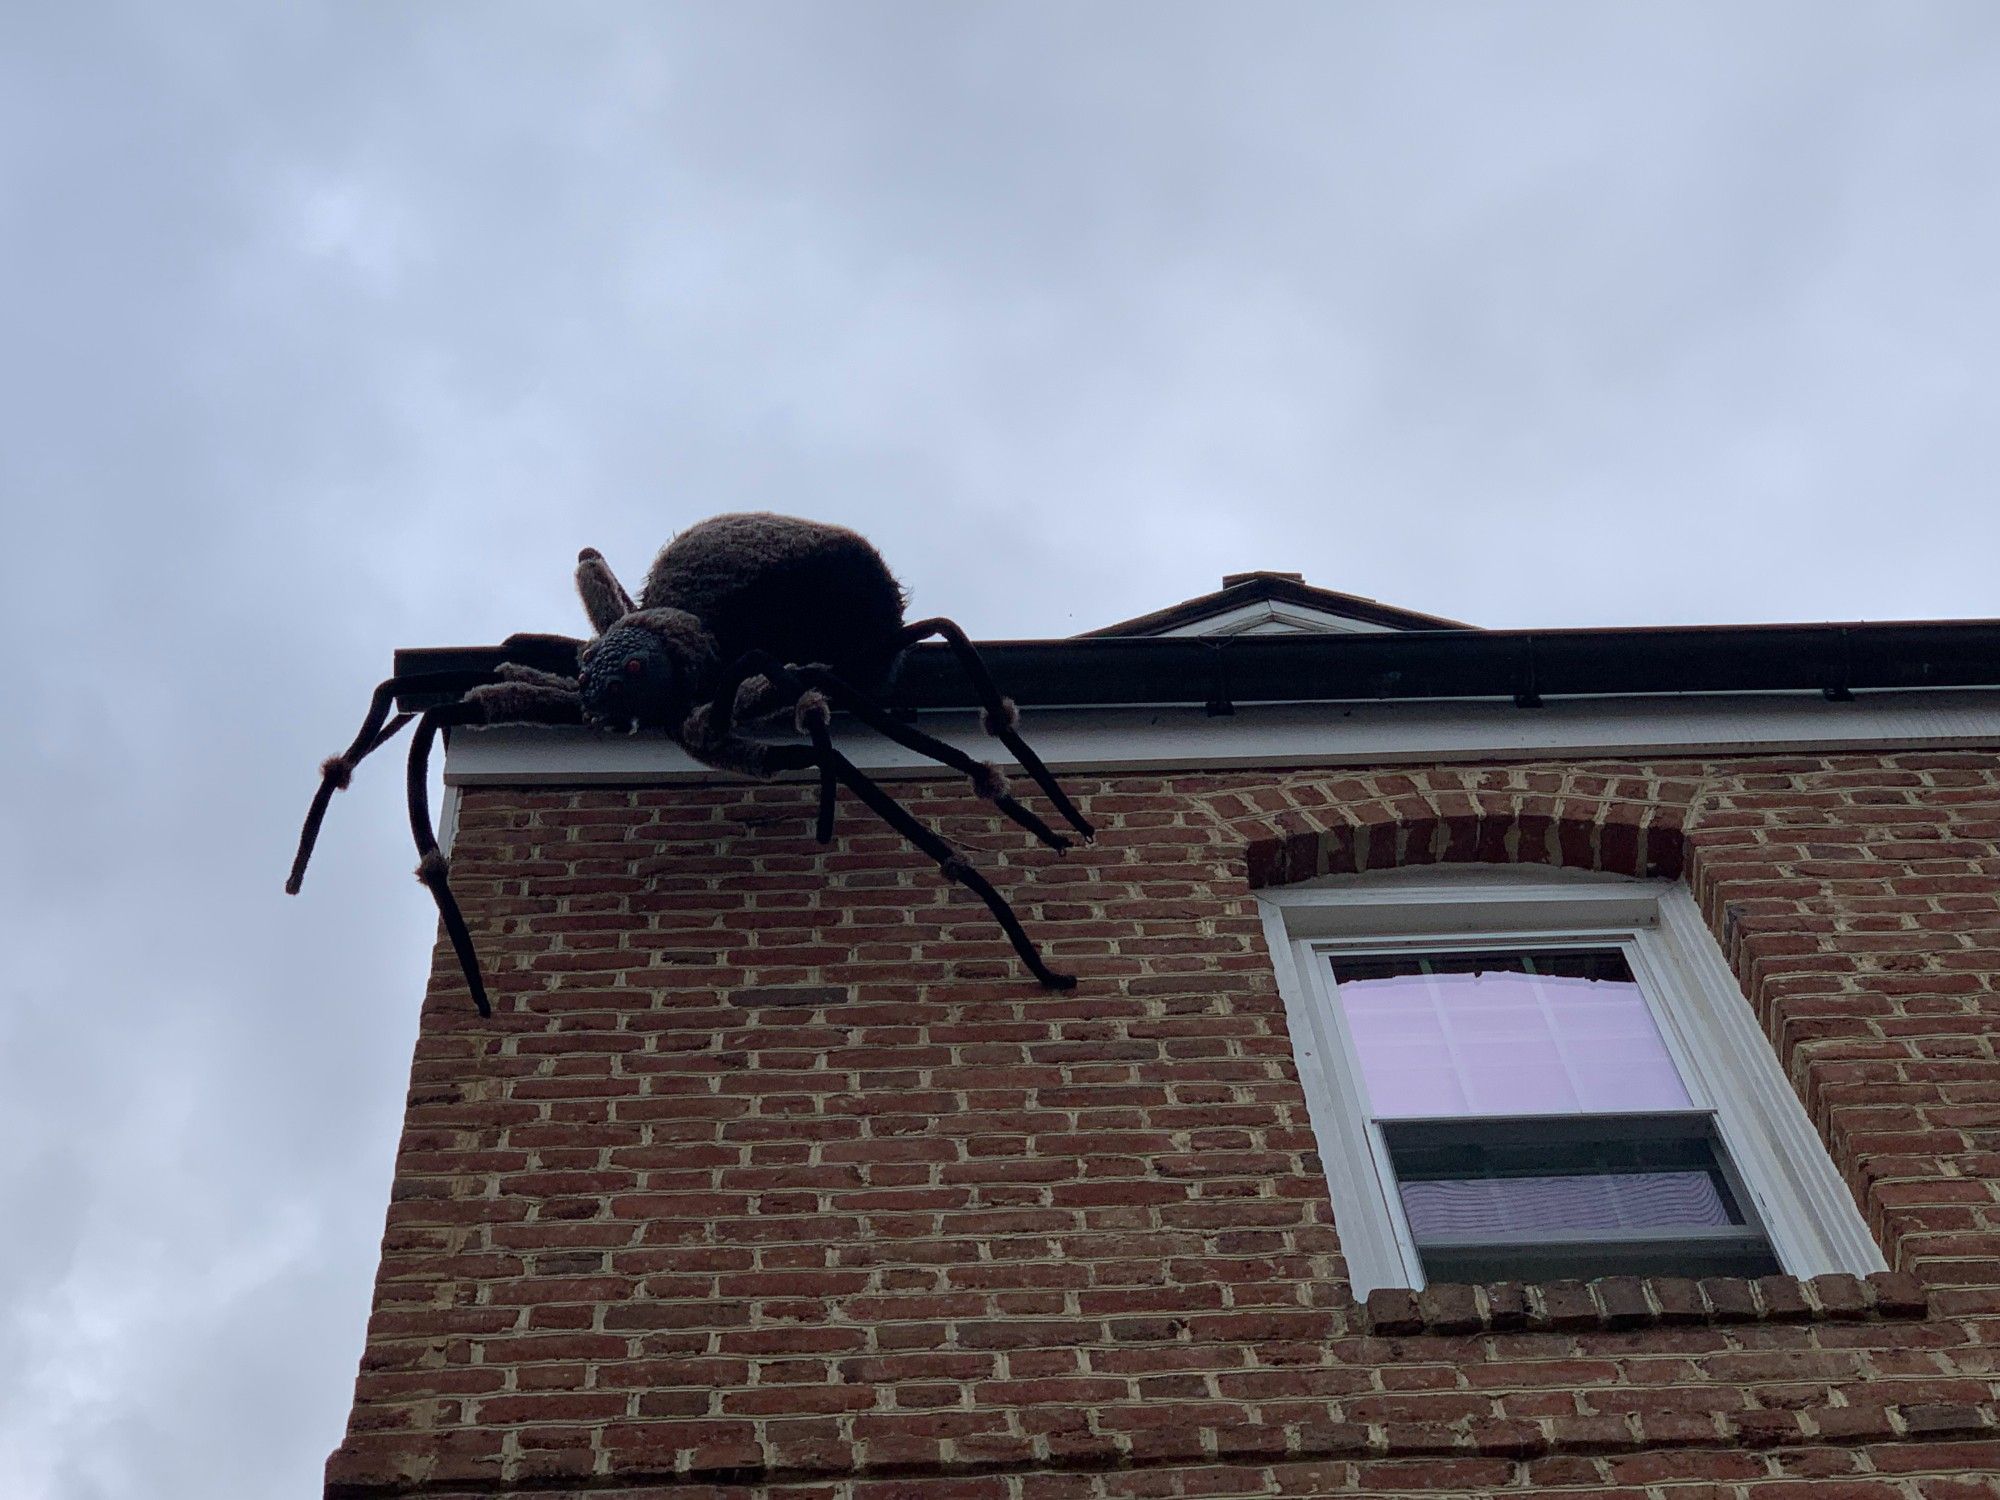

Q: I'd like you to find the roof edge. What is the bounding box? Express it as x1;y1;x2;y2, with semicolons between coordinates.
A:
393;619;2000;715
1082;574;1470;637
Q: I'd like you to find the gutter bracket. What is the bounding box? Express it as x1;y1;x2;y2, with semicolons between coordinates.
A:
1205;642;1236;717
1514;635;1544;709
1822;628;1857;702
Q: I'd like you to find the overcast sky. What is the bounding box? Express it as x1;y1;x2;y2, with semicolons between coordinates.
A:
3;4;1997;1496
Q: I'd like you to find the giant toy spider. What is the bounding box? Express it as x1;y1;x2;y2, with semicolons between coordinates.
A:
286;513;1094;1014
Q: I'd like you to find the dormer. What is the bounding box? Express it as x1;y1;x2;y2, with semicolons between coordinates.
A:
1083;570;1470;638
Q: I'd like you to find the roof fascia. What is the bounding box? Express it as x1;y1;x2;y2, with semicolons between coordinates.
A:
395;619;2000;715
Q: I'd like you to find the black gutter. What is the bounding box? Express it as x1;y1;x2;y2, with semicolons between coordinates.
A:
392;620;2000;715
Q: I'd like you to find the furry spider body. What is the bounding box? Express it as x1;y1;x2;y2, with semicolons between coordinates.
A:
643;514;910;690
573;515;909;735
287;514;1093;1014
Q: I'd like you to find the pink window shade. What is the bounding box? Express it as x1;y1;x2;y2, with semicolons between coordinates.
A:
1331;950;1692;1118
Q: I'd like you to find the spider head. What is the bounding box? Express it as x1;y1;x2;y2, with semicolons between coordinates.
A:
577;615;714;732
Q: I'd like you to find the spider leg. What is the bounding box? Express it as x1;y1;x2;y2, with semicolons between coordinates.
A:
692;648;1066;850
790;664;1073;852
288;668;500;895
798;693;839;844
406;707;492;1018
494;662;581;691
900;617;1095;843
810;734;1078;991
688;648;789;746
683;657;1071;989
460;680;589;722
406;683;587;1017
288;636;587;896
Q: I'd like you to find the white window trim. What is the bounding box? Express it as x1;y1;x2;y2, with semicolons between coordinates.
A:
1256;865;1887;1296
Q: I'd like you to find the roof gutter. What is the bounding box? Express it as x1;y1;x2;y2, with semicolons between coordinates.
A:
394;620;2000;716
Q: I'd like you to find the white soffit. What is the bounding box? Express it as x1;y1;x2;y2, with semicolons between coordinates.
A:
442;689;2000;786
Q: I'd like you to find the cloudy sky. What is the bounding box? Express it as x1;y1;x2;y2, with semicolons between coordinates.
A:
2;3;1997;1495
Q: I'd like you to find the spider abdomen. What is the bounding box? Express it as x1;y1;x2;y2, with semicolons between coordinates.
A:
641;513;910;692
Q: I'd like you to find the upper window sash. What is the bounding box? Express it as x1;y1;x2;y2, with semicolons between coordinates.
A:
1316;933;1707;1122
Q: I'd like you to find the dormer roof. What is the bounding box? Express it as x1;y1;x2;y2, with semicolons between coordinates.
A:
1082;571;1470;638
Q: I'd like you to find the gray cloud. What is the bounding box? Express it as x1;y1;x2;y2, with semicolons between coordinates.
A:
3;3;1998;1494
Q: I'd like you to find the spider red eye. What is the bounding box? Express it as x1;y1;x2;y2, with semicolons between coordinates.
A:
624;657;643;676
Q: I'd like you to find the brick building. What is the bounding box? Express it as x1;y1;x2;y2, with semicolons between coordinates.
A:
325;573;2000;1498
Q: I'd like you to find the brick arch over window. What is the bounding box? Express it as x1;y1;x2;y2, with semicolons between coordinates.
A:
1209;774;1694;890
1202;769;1797;1118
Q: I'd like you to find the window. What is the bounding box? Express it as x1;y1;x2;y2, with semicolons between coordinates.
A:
1256;866;1886;1296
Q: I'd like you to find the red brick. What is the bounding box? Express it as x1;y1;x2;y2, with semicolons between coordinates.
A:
1736;1410;1810;1447
1362;1287;1422;1336
1701;1277;1761;1322
328;762;2000;1499
1867;1270;1932;1319
1482;1282;1530;1332
1806;1273;1870;1321
1594;1276;1654;1329
1415;1282;1481;1335
1650;1277;1707;1325
1466;1419;1547;1459
1758;1275;1815;1322
1536;1280;1600;1331
1897;1404;1990;1439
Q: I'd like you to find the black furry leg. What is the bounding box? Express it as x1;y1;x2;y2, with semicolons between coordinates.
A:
901;617;1095;843
791;664;1072;852
692;649;1054;857
369;712;416;754
813;737;1077;991
287;669;498;895
406;706;491;1018
683;651;1073;988
405;686;586;1019
682;648;820;773
494;663;580;691
796;692;839;843
692;648;789;745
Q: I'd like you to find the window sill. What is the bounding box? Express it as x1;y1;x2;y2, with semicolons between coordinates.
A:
1359;1270;1930;1335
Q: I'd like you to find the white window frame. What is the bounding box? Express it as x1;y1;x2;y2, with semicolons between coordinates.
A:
1256;865;1887;1296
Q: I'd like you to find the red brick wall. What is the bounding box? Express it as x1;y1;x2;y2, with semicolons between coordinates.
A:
326;753;2000;1497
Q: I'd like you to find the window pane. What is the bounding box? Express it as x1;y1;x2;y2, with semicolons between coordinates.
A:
1330;948;1691;1118
1398;1171;1736;1239
1377;1113;1781;1283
